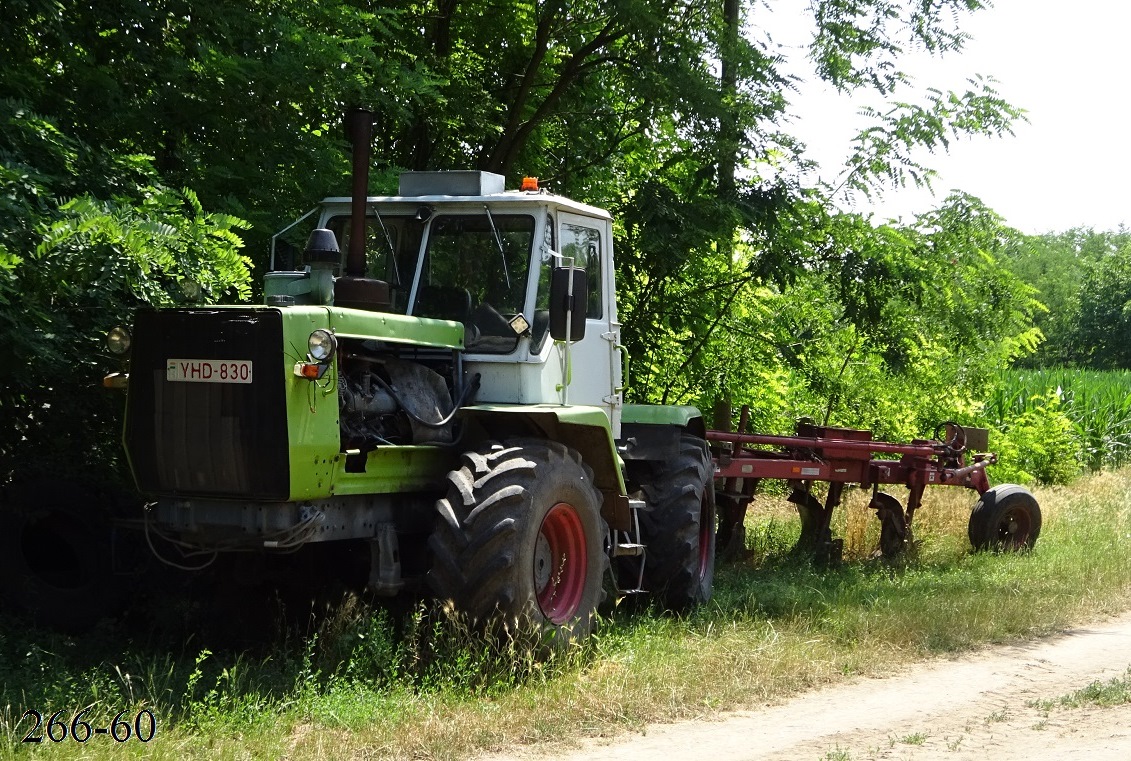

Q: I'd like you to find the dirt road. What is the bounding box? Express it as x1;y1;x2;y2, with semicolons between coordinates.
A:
483;610;1131;761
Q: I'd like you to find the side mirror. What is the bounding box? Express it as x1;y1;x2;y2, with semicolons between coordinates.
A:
549;266;587;342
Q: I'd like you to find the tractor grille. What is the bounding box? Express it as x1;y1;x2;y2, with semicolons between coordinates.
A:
124;309;289;499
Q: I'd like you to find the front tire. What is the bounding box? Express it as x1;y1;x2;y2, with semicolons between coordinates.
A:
636;434;716;612
428;440;608;643
0;481;117;631
968;484;1042;551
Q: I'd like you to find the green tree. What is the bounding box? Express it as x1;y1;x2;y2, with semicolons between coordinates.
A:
0;0;1035;479
0;0;431;249
1002;227;1131;367
1074;239;1131;370
0;101;251;483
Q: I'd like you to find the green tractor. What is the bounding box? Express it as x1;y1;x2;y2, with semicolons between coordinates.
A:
56;110;715;638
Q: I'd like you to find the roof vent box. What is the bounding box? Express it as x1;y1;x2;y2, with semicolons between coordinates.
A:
398;171;505;197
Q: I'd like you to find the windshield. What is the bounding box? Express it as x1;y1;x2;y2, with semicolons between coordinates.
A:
326;214;424;313
412;214;535;354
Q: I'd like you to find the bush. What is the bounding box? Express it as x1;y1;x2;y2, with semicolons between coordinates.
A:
0;100;251;485
988;391;1081;485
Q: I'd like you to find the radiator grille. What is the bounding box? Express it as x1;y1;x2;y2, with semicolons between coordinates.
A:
124;309;289;499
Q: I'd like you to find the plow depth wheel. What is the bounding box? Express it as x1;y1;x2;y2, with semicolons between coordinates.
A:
968;484;1042;551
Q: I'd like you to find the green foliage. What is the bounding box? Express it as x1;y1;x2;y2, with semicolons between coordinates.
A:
985;368;1131;477
0;0;1034;484
1002;228;1131;368
841;77;1025;197
810;0;986;94
1073;240;1131;369
984;392;1081;486
634;191;1043;445
0;101;251;483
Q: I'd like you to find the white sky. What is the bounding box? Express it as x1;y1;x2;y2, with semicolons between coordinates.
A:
769;0;1130;234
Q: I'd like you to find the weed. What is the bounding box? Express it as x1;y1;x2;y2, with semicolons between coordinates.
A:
984;709;1008;725
1047;667;1131;709
900;731;927;745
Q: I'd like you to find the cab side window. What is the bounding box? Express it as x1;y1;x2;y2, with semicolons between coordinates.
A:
560;222;602;319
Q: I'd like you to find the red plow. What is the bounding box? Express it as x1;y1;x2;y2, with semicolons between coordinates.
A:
707;410;1041;561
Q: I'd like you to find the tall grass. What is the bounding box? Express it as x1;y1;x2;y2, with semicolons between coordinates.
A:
983;368;1131;480
4;469;1131;760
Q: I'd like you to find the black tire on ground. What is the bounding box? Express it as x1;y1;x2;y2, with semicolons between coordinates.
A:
638;434;716;612
968;484;1042;551
427;439;608;643
0;481;116;631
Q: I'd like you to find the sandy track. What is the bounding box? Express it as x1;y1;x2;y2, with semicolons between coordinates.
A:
482;610;1131;761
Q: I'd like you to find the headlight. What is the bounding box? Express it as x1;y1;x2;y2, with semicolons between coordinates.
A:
107;326;132;355
180;279;202;301
308;329;337;362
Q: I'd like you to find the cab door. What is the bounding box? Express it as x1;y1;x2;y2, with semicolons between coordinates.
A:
557;212;622;434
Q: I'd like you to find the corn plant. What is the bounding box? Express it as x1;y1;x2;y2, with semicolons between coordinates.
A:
984;369;1131;475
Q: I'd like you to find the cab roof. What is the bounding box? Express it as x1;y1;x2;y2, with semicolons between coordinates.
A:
319;170;611;220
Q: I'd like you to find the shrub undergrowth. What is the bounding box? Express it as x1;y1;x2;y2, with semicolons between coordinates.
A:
982;368;1131;484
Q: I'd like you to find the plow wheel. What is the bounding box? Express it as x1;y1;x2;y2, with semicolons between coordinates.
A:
968;484;1042;551
871;492;909;558
428;439;608;645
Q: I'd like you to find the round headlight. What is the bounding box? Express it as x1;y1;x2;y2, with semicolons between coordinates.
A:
180;279;202;301
308;329;337;362
107;326;132;355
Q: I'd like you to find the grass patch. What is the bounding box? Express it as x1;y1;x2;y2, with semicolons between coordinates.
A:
1030;666;1131;711
3;469;1131;759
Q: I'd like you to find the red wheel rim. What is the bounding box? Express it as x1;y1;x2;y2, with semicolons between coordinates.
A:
533;502;587;624
697;493;713;581
997;507;1032;548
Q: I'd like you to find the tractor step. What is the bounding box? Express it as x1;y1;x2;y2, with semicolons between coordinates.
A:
613;542;645;557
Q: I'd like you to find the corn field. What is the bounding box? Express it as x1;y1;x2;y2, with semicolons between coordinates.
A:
984;368;1131;474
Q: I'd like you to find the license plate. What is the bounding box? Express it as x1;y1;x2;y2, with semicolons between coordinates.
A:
166;359;253;384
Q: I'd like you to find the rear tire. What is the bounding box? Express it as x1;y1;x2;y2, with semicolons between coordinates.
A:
428;440;608;644
968;484;1042;551
637;434;716;612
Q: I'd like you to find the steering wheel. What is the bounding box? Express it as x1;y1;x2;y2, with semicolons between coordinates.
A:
470;302;513;335
932;421;966;451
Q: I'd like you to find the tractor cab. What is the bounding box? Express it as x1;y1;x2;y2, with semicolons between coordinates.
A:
266;171;624;431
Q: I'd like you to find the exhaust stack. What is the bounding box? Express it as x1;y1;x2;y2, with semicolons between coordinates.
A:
345;108;373;278
334;108;391;311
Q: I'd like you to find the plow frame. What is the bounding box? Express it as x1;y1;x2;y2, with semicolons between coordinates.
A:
708;416;999;560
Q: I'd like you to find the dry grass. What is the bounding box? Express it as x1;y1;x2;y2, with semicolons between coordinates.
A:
5;471;1131;761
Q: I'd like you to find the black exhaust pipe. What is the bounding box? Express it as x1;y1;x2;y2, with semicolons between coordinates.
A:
334;108;391;312
344;108;373;278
